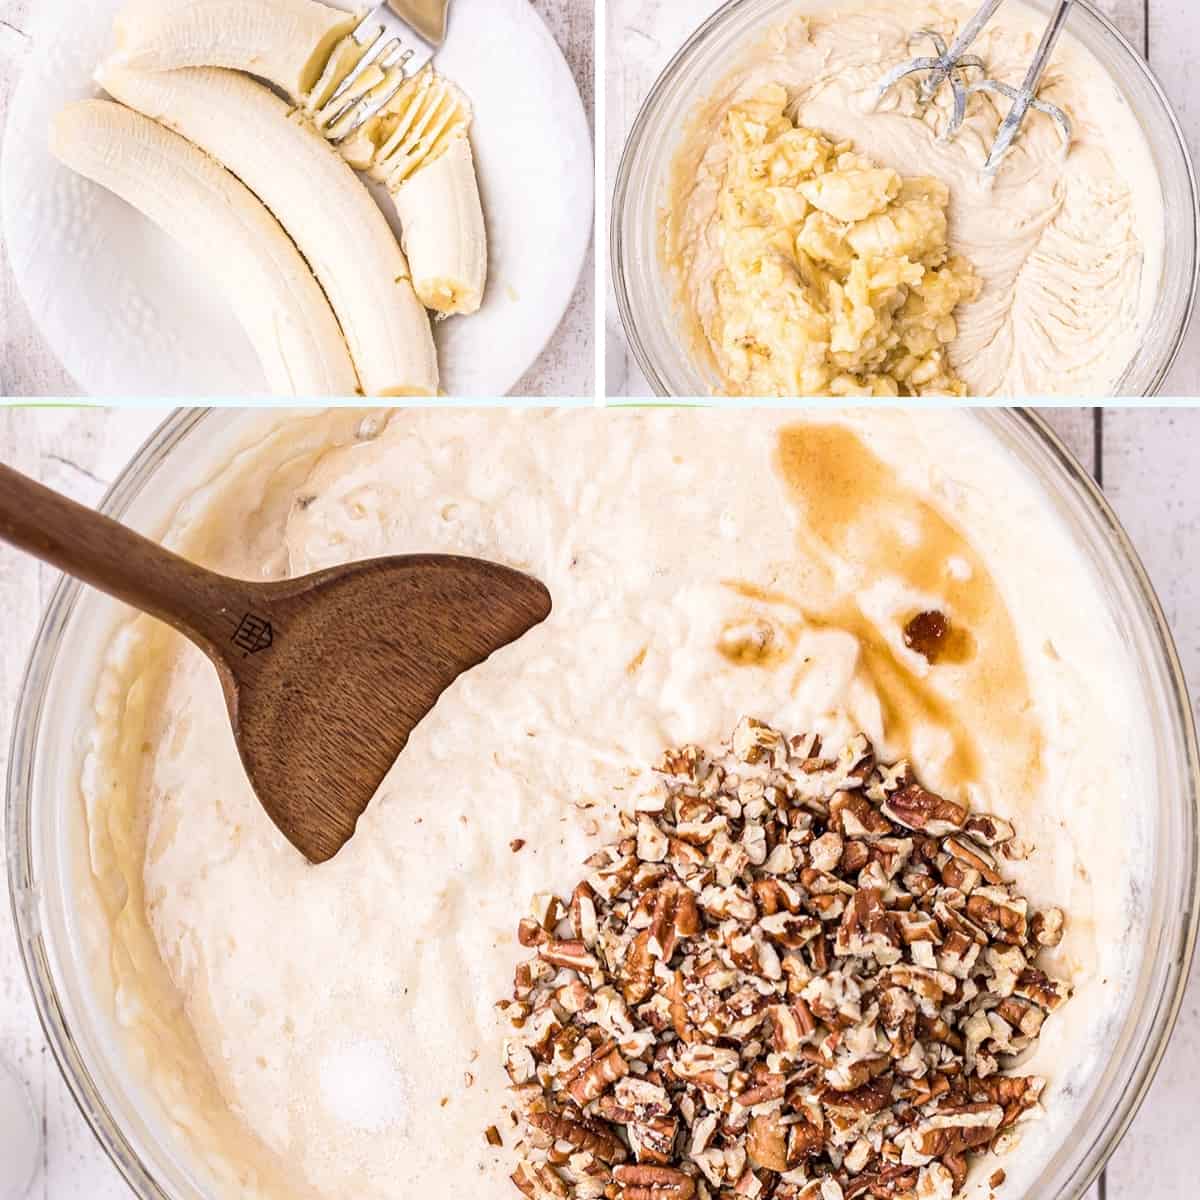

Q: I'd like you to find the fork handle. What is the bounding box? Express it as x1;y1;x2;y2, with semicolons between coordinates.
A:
386;0;450;46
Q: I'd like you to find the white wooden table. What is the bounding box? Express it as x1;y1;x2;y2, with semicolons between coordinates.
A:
0;0;595;398
604;0;1200;397
0;406;1198;1199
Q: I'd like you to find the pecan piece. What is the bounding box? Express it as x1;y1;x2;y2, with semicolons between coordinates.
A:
570;882;599;946
963;813;1015;847
965;889;1027;944
786;1118;826;1164
540;940;600;974
526;1112;628;1164
613;1165;696;1199
746;1112;788;1172
760;911;822;950
736;1071;786;1108
628;1116;679;1165
831;791;893;840
824;1074;894;1114
1029;907;1065;948
1014;968;1070;1012
620;930;656;1005
944;836;1003;886
770;999;816;1052
882;784;966;836
731;716;786;765
561;1041;629;1106
519;916;549;948
668;971;700;1044
511;1160;570;1199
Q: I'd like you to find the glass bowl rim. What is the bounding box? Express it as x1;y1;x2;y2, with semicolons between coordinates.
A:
610;0;1200;398
5;406;1200;1199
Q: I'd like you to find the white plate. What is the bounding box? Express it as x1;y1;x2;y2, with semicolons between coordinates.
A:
1;0;593;398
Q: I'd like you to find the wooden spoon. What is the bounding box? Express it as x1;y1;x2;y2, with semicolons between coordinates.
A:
0;462;551;864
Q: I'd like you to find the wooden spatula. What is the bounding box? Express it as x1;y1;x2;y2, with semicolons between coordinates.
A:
0;462;551;864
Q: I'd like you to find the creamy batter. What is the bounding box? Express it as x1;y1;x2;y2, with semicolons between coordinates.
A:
81;410;1150;1199
666;1;1165;396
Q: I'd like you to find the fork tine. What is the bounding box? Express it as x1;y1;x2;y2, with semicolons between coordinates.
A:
323;36;406;129
326;26;391;110
330;60;415;144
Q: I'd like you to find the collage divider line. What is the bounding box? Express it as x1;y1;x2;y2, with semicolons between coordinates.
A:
593;0;607;406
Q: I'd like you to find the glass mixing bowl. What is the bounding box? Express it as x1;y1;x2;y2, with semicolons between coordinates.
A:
611;0;1200;397
6;409;1200;1199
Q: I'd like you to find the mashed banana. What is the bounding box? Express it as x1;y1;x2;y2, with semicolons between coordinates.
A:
712;86;979;396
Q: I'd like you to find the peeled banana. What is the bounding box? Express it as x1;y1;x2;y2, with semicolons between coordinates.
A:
97;63;440;397
50;100;359;397
390;135;486;315
323;69;486;315
109;0;358;103
109;0;488;316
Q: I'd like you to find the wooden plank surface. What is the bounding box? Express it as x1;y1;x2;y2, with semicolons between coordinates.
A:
1091;409;1200;1200
605;0;1200;398
0;0;595;398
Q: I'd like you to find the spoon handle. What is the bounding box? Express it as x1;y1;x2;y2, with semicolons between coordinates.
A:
0;462;262;659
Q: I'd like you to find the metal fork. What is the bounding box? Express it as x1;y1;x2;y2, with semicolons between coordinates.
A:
874;0;1075;173
319;0;452;143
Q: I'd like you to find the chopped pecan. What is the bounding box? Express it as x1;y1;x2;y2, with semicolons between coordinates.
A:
786;1118;826;1163
736;1071;786;1108
562;1042;629;1106
1029;907;1065;948
526;1112;628;1164
841;841;871;874
498;721;1070;1200
752;877;801;916
882;784;967;835
731;716;787;765
824;1074;894;1114
520;918;550;948
540;940;601;974
831;791;893;840
965;890;1027;944
746;1112;788;1172
761;911;822;949
620;930;656;1005
963;814;1015;847
1014;968;1070;1012
944;837;1002;886
571;882;600;945
613;1165;697;1199
668;971;701;1044
628;1116;679;1165
512;1160;571;1198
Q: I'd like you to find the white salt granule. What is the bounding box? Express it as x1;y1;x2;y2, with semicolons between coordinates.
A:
318;1041;409;1135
